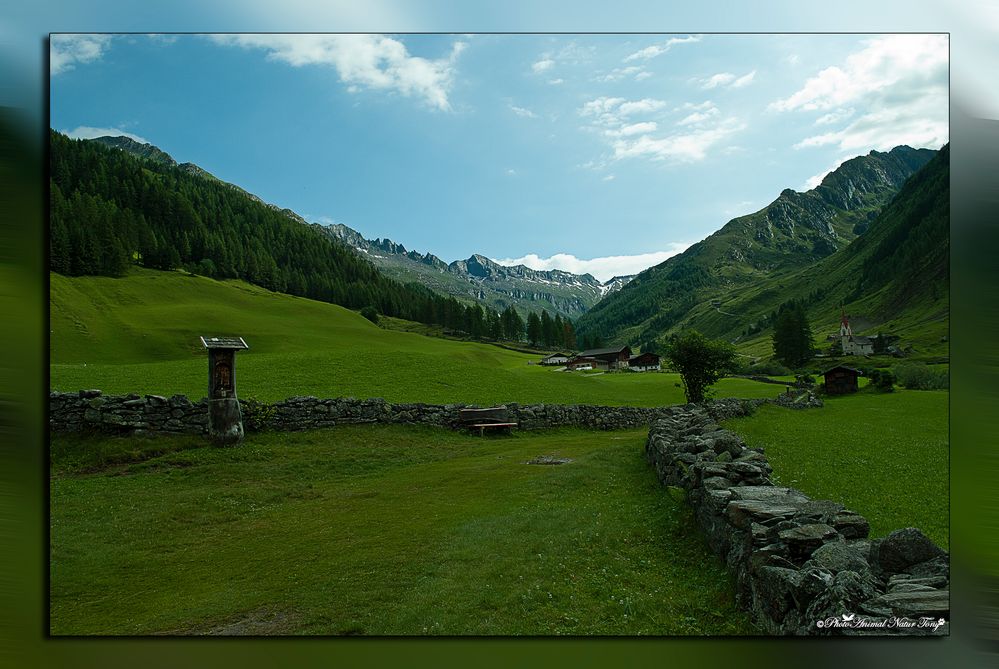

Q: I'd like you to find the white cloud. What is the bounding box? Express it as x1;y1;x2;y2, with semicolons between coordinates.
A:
64;126;149;144
50;34;112;75
505;168;517;176
698;70;755;90
776;35;949;153
602;175;616;181
532;58;554;73
210;34;466;111
578;97;668;120
510;105;537;119
605;121;657;138
580;96;740;164
771;34;947;112
618;98;668;115
675;100;715;112
597;65;651;82
677;106;719;126
530;42;595;77
732;70;756;88
610;118;746;163
814;108;855;126
547;78;564;85
785;54;800;66
700;72;736;89
494;245;690;282
793;104;948;153
580;96;627;120
623;35;701;62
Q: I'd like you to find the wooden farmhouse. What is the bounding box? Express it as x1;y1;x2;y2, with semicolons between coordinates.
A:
566;356;601;371
574;346;633;370
628;352;661;372
824;365;861;395
540;352;572;366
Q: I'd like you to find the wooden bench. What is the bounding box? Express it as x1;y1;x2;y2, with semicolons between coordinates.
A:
457;406;518;436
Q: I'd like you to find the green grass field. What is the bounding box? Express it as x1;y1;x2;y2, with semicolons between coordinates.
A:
722;389;948;548
50;425;754;636
50;269;784;406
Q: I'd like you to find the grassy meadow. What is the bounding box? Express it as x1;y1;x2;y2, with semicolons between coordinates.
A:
48;267;949;637
723;389;948;548
50;268;784;406
50;425;754;636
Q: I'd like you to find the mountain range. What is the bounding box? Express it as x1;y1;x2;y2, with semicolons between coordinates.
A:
323;222;632;318
90;135;631;319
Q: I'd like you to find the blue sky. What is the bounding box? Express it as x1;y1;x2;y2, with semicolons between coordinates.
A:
50;32;948;281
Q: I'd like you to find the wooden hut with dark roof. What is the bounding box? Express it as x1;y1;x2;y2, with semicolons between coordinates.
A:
823;365;861;395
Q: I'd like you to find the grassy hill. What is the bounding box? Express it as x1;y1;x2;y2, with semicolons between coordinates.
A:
50;268;783;406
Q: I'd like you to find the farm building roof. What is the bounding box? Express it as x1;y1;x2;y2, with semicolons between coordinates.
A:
578;346;631;357
823;365;861;375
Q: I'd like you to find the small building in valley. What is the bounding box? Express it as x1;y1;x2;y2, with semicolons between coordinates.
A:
823;365;861;395
838;311;874;356
628;352;661;372
576;345;633;370
566;356;601;371
540;352;572;366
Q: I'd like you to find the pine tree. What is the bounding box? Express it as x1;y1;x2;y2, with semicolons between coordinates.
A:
526;312;542;346
540;310;555;348
772;301;814;368
563;320;577;350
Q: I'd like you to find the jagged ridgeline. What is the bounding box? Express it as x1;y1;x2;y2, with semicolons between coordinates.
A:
322;224;633;320
575;145;940;346
48;130;496;330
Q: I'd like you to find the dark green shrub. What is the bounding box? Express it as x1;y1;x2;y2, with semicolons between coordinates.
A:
751;360;792;376
867;369;896;392
894;362;949;390
360;306;379;325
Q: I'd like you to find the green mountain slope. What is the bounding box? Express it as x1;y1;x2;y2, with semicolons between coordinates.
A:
576;146;936;346
623;145;949;361
716;143;950;358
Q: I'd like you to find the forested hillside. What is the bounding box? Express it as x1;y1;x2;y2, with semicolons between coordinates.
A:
47;130;573;346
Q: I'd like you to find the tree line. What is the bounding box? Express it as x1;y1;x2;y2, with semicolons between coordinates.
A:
48;131;581;347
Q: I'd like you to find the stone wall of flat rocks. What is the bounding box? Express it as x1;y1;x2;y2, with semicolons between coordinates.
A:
49;390;209;435
645;403;949;635
49;390;768;435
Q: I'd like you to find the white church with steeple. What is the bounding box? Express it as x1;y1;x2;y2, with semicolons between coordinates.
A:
839;310;873;356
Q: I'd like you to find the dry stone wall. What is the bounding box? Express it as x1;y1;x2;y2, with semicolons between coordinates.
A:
49;391;766;435
645;403;949;635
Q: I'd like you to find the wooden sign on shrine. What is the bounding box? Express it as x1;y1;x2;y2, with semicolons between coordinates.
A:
200;336;249;444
